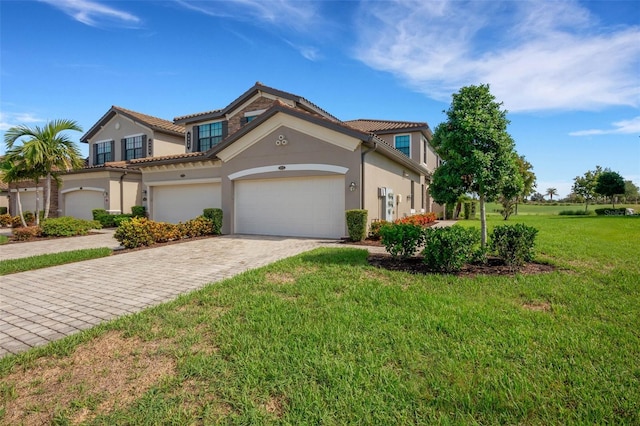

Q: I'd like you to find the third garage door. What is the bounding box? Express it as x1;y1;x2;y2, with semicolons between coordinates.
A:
235;176;345;238
152;183;221;223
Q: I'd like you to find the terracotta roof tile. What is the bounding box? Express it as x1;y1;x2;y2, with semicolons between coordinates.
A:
129;151;207;165
344;119;429;133
112;106;185;135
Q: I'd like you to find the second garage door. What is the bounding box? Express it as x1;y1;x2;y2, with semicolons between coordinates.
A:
152;183;221;223
64;190;104;220
235;175;345;238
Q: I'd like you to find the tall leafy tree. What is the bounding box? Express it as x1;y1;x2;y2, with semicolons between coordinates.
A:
595;170;625;208
4;119;84;221
0;152;39;227
572;166;602;211
624;180;639;204
430;84;522;246
545;188;558;201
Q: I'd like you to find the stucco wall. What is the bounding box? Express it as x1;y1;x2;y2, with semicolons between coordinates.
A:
87;115;149;166
152;132;185;157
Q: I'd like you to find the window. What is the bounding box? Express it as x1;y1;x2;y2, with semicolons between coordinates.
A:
123;135;145;160
423;137;428;164
394;135;410;157
94;141;112;165
197;122;225;151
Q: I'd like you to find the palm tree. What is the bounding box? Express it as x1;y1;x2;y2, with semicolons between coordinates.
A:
0;153;38;227
545;187;558;201
4;119;84;221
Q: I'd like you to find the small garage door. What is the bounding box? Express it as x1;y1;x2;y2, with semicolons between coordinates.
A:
65;191;104;220
152;183;221;223
235;175;345;238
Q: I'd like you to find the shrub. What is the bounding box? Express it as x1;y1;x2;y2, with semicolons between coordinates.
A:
559;210;595;216
11;216;24;228
491;223;538;267
131;205;146;218
12;226;42;241
368;220;389;240
41;217;101;237
179;216;214;238
380;222;424;259
92;209;108;220
203;208;223;235
113;214;133;227
395;213;437;227
0;213;12;227
0;207;7;215
346;209;368;242
114;217;156;249
422;226;481;272
23;211;35;225
149;221;181;243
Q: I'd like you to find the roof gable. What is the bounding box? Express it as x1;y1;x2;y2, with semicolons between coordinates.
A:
345;119;431;135
81;106;185;143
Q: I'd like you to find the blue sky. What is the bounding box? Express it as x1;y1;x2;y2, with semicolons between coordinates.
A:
1;0;639;198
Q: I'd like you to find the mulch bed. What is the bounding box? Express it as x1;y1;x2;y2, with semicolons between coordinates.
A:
368;253;555;277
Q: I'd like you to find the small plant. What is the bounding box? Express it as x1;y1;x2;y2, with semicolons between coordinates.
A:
422;226;481;272
203;208;223;235
23;211;35;225
113;214;133;227
368;220;389;240
0;213;12;227
379;222;424;259
12;226;42;241
346;209;367;242
114;217;155;249
41;217;101;237
11;215;24;228
179;216;214;238
92;209;116;227
395;213;437;227
131;205;146;218
0;206;7;215
490;223;538;267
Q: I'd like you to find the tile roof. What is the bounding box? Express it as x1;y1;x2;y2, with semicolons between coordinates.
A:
129;151;208;165
344;119;429;133
81;106;185;142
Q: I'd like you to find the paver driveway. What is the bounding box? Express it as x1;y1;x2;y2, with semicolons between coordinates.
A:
0;235;332;357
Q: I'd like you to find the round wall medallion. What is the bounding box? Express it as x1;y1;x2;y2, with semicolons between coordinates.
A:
115;122;121;130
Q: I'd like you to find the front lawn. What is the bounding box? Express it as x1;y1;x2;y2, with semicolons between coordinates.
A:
0;248;113;275
1;216;638;424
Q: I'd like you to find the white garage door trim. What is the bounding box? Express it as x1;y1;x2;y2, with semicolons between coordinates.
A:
235;175;345;238
152;183;221;223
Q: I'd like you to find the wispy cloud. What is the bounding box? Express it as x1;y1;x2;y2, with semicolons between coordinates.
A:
39;0;141;28
0;111;45;131
353;0;640;113
570;116;640;136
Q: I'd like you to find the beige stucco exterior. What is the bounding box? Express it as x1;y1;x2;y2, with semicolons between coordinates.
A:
61;170;141;215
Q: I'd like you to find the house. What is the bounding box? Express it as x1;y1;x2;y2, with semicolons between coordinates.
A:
66;82;440;238
59;106;186;220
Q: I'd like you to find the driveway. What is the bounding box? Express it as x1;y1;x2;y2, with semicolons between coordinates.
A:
0;235;334;357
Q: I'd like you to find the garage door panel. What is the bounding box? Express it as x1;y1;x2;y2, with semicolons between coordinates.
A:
235;176;345;238
64;191;104;220
152;183;221;224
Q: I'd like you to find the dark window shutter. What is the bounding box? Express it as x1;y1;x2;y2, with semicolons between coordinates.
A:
222;120;228;139
240;117;248;126
121;138;126;161
142;135;149;158
92;143;97;165
110;140;115;162
192;126;199;152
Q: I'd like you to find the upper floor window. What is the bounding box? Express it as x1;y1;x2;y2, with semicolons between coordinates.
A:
123;135;145;160
94;140;113;166
198;121;224;151
422;137;428;164
394;135;410;157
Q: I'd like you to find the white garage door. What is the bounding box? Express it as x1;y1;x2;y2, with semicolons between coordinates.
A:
235;175;345;238
152;183;221;223
65;191;104;220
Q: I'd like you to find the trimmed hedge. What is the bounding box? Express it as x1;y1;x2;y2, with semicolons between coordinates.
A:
41;217;101;237
380;223;424;259
490;223;538;267
203;208;223;235
114;216;217;249
422;226;481;272
131;205;146;218
346;209;368;242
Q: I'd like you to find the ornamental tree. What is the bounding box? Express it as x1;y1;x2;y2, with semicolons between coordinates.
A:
430;84;523;246
572;166;602;211
595;170;625;208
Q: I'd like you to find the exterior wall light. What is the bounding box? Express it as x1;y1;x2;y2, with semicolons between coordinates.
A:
349;181;357;192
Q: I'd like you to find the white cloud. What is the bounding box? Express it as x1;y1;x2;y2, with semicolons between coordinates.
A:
0;111;45;131
39;0;141;28
353;0;640;112
569;116;640;136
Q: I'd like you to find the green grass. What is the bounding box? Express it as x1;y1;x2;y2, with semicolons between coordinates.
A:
485;201;640;216
0;235;8;245
0;248;112;275
1;216;639;424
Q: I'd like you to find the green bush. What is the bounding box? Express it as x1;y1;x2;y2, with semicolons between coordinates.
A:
368;220;389;240
0;213;11;227
12;226;42;241
131;205;146;218
114;217;155;249
203;208;223;235
559;210;595;216
422;226;481;272
380;222;424;259
41;217;101;237
23;211;35;225
594;208;627;216
113;214;133;227
346;209;368;242
92;209;108;220
491;223;538;267
0;207;7;215
179;216;214;238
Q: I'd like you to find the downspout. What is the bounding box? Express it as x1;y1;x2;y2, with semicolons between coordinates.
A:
360;137;378;209
119;171;127;214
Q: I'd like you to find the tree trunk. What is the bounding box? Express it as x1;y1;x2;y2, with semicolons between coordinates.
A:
35;185;40;226
44;173;52;219
16;190;27;227
480;194;487;247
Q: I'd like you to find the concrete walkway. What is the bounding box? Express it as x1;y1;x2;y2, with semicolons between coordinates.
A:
0;220;456;358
